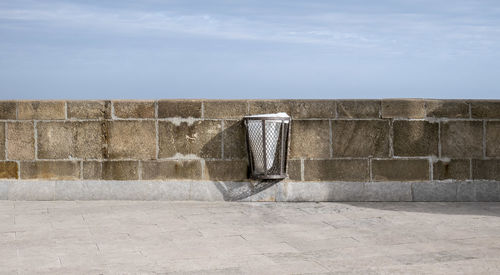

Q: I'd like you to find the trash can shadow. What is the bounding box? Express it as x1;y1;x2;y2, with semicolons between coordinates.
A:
201;119;282;201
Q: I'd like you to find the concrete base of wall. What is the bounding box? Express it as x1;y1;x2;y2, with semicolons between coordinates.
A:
1;180;499;201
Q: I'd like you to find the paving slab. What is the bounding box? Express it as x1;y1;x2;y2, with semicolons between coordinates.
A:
0;201;499;274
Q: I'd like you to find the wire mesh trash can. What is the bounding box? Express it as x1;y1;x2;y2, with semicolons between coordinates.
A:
244;113;291;180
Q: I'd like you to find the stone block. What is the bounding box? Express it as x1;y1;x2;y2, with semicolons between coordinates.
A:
0;123;4;160
381;99;426;118
332;120;389;157
54;180;190;200
6;122;35;160
158;100;202;118
0;161;18;179
223;120;247;159
0;101;16;119
248;100;336;119
411;182;457;201
18;101;65;120
54;181;90;200
204;181;276;201
236;182;278;202
0;181;8;199
189;182;225;201
67;101;111;119
20;161;80;180
470;100;500;118
159;120;221;158
101;161;139;180
336;100;380;118
393;120;438;156
141;160;202;180
113;100;155;118
425;100;469;118
203;160;248;181
204;100;247;119
433;159;470;180
441;121;483;158
277;181;365;201
290;120;330;158
303;159;369;181
8;181;55;200
107;121;156;159
82;161;102;180
287;160;302;181
37;122;104;159
475;181;500;202
363;182;412;201
486;122;500;157
372;159;429;181
472;159;500;180
457;181;475;202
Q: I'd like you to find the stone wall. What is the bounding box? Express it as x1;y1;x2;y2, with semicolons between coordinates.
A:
0;99;499;201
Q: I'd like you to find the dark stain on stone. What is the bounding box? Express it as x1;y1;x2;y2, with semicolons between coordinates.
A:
101;121;109;159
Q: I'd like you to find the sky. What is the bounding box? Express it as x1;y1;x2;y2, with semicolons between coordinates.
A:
0;0;499;99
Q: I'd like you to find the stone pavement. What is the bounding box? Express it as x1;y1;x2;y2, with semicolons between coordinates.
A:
1;201;500;274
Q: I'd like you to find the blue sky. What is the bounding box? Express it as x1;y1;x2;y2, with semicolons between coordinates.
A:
0;0;499;99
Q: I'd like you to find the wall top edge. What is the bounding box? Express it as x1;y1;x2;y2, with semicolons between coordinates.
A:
1;98;499;102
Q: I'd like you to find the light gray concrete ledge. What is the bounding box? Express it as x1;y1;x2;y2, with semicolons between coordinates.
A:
0;180;499;201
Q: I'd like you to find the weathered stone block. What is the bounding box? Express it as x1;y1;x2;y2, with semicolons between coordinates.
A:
287;160;302;181
433;159;470;180
141;160;202;180
82;161;101;180
425;100;469;118
37;122;104;159
393;120;438;156
248;100;336;119
337;100;380;118
411;182;457;201
381;99;426;118
223;120;247;159
470;100;500;118
7;122;35;160
159;120;221;158
113;100;155;118
0;123;4;160
158;100;202;118
54;180;191;200
20;161;80;180
332;120;389;157
18;101;65;120
457;181;475;202
441;121;483;158
372;159;429;181
9;181;54;200
475;181;500;201
67;101;111;119
101;161;139;180
203;160;248;181
472;159;500;180
303;159;369;181
107;121;156;159
486;122;500;157
0;181;8;199
0;101;16;119
0;161;18;179
290;120;330;158
204;100;247;119
363;182;412;201
276;181;365;201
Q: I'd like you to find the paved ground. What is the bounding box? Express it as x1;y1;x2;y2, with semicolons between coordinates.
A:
1;202;500;274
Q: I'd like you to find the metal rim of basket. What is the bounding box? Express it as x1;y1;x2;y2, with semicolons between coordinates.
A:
244;116;291;180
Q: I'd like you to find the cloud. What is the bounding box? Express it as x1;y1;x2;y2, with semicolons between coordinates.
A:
0;1;499;57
